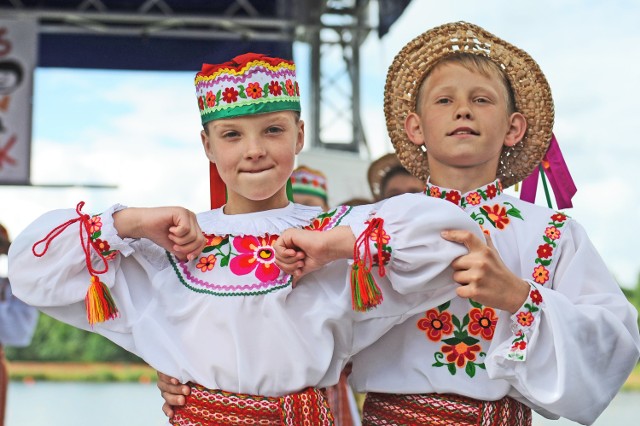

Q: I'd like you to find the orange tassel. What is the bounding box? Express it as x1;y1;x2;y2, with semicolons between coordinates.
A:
85;275;119;326
350;218;385;312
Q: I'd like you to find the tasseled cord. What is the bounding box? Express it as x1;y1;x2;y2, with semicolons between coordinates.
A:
32;201;119;326
351;218;386;312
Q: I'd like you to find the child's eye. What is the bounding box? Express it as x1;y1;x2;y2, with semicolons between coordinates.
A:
435;98;451;104
222;131;240;138
266;126;284;134
474;97;490;103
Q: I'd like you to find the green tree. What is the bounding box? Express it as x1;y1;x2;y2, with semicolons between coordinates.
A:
6;313;142;363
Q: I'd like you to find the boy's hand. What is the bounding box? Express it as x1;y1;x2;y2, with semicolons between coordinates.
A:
114;207;206;261
441;230;530;314
157;371;189;418
275;226;356;285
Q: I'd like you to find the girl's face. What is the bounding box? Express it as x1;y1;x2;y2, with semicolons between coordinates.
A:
202;111;304;214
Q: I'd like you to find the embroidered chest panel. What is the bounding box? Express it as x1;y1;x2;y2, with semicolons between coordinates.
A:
167;205;352;297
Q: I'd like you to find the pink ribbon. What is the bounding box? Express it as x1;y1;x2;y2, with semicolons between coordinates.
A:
520;134;577;209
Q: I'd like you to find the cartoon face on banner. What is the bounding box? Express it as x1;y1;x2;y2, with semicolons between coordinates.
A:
0;20;37;185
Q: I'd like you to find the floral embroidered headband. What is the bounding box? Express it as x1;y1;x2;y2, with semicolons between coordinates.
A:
291;165;328;202
195;52;301;125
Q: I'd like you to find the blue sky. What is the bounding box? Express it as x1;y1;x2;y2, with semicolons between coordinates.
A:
1;0;639;288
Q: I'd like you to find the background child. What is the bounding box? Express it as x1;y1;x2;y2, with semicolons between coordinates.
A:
367;152;424;201
8;52;486;425
291;165;330;211
345;21;640;425
0;223;38;426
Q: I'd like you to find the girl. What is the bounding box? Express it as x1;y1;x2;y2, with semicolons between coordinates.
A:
8;53;484;425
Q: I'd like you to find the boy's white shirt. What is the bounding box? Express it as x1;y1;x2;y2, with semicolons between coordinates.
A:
349;180;640;425
7;193;484;397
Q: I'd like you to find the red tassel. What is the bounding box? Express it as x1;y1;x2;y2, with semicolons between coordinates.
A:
85;275;119;326
350;218;385;312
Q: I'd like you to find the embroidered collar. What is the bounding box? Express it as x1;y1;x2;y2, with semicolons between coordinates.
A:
197;203;323;236
425;179;504;209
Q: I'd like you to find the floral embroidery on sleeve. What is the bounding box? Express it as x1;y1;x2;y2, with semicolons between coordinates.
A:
88;215;118;261
531;211;569;286
507;283;544;361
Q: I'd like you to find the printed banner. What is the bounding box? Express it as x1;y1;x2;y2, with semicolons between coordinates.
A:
0;18;37;185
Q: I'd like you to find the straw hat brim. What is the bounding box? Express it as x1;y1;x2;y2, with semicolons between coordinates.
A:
384;21;554;188
367;153;402;200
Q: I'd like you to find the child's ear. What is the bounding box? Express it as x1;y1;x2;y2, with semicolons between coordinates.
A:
295;119;305;154
504;112;527;147
201;129;215;162
405;112;426;146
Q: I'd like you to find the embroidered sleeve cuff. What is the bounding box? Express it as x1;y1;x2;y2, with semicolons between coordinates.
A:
506;280;544;361
97;204;136;256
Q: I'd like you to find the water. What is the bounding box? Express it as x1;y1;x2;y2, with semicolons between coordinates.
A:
5;381;639;425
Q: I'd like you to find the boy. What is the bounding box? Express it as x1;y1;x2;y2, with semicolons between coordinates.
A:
347;21;640;425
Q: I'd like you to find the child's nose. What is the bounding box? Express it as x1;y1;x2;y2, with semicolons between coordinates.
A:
455;103;473;120
245;138;267;159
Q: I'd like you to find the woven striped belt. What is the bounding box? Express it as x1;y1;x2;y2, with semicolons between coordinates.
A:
171;383;334;425
362;392;532;426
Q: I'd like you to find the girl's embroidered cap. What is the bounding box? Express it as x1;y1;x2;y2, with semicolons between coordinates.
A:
195;52;301;125
385;21;554;188
291;165;328;202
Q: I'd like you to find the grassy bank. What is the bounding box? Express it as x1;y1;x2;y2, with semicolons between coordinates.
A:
8;361;156;383
8;361;640;391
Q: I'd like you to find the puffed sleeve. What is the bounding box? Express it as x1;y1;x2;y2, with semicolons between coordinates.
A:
0;277;38;347
7;205;163;353
346;193;486;353
485;220;640;424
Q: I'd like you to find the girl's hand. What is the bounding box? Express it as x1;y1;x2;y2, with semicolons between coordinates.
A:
114;207;206;261
275;226;355;285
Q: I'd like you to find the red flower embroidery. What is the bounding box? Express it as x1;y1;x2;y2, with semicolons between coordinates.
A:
429;186;441;198
465;192;482;206
482;204;510;230
545;226;561;240
88;216;103;234
222;87;239;103
468;307;497;340
373;250;391;266
206;91;216;108
230;235;280;282
445;190;461;205
532;265;549;284
442;342;481;367
369;225;390;244
486;184;497;199
246;82;262;99
511;340;527;351
417;309;453;341
551;213;567;222
530;289;543;305
516;311;534;327
295;81;300;96
196;254;216;272
269;80;282;96
285;79;295;96
93;238;110;253
536;243;553;259
198;96;204;111
205;234;225;247
304;216;331;231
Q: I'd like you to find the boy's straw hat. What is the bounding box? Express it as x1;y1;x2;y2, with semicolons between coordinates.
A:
367;153;403;200
385;21;554;188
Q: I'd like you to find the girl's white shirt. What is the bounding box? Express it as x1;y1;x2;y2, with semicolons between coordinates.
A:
8;193;483;397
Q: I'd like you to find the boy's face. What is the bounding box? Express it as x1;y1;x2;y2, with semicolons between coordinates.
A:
201;111;304;213
405;62;526;186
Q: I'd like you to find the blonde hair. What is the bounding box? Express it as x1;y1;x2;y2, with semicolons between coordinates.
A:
416;53;517;115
